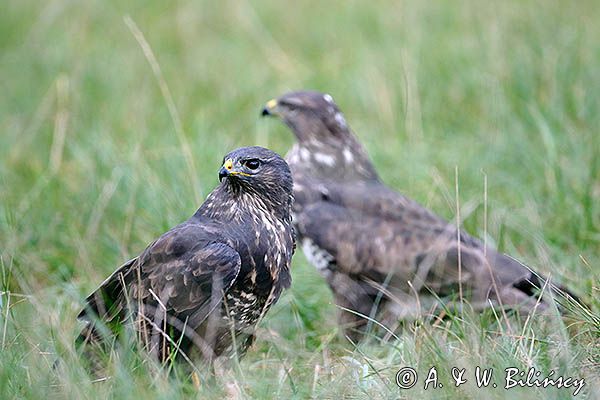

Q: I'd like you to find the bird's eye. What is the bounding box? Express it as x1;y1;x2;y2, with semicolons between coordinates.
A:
243;159;261;170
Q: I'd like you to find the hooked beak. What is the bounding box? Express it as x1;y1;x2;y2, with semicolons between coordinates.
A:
261;98;278;117
219;158;252;182
219;158;234;182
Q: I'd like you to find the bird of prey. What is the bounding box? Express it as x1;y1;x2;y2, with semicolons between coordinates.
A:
262;91;580;338
77;146;295;368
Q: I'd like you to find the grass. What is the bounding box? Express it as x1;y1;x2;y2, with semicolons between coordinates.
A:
1;0;599;398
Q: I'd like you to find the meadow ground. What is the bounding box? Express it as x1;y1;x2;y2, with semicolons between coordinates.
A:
1;1;599;398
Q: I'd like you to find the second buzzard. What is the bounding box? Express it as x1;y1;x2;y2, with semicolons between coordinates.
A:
262;91;580;339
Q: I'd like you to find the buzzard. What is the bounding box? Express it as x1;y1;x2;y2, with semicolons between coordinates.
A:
262;91;580;338
77;146;295;368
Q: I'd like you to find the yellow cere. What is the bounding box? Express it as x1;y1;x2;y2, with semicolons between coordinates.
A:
266;99;278;109
223;158;233;170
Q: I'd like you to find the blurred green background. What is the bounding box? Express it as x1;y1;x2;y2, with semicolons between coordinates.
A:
1;0;599;398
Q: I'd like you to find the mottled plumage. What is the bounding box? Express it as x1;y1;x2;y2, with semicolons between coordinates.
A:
263;91;580;338
77;146;295;366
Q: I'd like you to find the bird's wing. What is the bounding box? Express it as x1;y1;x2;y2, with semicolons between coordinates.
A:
295;197;451;283
77;256;139;322
294;180;568;309
294;179;455;275
79;222;241;329
293;178;437;221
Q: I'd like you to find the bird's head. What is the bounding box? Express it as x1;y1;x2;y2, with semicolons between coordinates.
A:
261;91;351;145
261;91;379;182
218;146;293;212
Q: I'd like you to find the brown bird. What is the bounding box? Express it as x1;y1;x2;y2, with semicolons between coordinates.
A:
262;91;580;339
77;146;295;369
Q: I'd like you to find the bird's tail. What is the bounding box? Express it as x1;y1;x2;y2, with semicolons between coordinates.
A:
493;251;591;318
